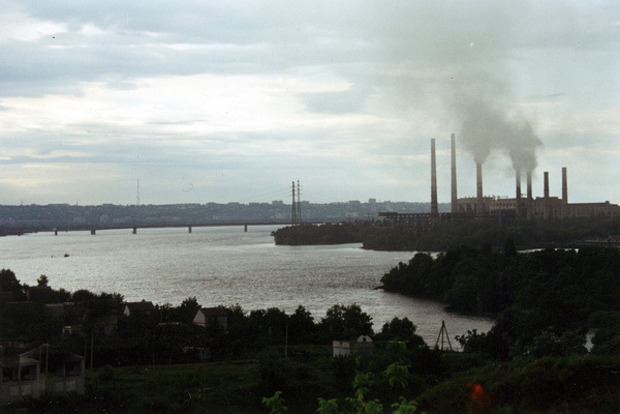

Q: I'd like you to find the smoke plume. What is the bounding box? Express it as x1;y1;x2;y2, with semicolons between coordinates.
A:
453;87;542;171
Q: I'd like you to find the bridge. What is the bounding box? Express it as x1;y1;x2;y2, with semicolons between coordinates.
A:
51;221;291;235
50;220;324;235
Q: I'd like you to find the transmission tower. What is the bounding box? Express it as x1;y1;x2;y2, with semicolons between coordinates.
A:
291;181;297;225
296;180;302;224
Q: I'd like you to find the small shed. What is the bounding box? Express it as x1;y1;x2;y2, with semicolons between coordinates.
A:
333;335;374;357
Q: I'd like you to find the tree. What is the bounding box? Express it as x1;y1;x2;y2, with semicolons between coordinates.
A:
320;304;373;341
376;317;424;347
0;268;22;295
37;274;49;287
176;296;201;323
288;305;316;344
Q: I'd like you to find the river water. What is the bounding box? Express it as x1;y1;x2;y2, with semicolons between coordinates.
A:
0;225;492;347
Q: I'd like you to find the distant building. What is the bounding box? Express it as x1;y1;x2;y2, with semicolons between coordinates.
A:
193;307;228;331
123;300;155;317
333;335;374;357
0;345;85;402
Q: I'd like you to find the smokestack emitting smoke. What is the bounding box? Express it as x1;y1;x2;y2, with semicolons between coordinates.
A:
431;138;438;216
562;167;568;204
515;168;522;200
527;171;533;200
451;133;458;213
476;162;484;214
544;171;549;198
452;78;542;199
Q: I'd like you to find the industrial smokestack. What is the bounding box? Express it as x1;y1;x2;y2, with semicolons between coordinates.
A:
562;167;568;204
544;171;549;198
515;168;522;201
451;133;458;213
527;171;532;200
431;138;438;216
476;162;484;214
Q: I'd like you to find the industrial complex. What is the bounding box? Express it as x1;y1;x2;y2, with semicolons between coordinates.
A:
380;134;620;226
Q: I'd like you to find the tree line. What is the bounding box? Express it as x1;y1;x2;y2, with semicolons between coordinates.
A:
380;244;620;360
272;216;620;251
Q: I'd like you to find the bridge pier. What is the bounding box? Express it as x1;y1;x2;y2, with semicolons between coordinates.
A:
54;229;58;236
188;225;192;233
90;229;96;235
132;227;137;234
244;224;248;232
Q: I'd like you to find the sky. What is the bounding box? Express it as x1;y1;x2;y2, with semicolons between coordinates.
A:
1;1;618;206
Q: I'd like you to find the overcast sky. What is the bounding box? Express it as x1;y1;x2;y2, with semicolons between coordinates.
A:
1;1;618;205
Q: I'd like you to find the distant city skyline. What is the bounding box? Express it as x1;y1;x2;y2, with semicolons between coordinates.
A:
1;1;618;206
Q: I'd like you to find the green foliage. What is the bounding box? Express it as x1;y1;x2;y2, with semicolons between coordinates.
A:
391;397;420;414
317;398;340;414
262;391;288;414
384;363;410;389
383;245;620;359
352;372;375;400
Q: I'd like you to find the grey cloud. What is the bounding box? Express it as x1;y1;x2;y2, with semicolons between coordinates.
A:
299;86;372;114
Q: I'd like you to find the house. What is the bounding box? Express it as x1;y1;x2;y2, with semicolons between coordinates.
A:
333;335;374;357
0;345;85;402
122;300;155;317
193;307;228;331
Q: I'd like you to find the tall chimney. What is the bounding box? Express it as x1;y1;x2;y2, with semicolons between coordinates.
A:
526;170;533;220
544;171;549;198
476;162;484;214
431;138;438;216
451;133;458;213
562;167;568;204
515;168;522;201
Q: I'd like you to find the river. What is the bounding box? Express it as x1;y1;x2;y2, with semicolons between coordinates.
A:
0;225;492;347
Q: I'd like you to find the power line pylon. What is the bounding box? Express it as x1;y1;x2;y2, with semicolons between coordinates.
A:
291;181;297;225
296;180;302;224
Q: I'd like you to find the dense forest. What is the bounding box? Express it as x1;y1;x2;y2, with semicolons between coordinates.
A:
272;216;620;251
380;244;620;360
